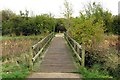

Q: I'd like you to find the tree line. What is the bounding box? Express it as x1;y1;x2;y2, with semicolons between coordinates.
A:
1;10;56;36
1;7;119;36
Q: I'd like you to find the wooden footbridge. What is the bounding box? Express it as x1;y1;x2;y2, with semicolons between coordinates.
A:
28;33;85;79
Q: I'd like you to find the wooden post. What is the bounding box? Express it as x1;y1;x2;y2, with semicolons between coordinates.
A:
77;46;80;55
81;44;85;67
30;47;34;70
74;41;76;50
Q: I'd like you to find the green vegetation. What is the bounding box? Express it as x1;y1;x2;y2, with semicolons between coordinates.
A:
1;33;47;40
2;63;29;79
1;34;47;79
1;0;119;79
1;9;55;36
78;65;112;79
62;1;119;79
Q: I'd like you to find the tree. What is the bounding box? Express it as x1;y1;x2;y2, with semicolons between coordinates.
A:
67;2;104;66
2;9;16;21
2;9;56;36
35;14;55;33
2;9;16;35
111;15;120;35
62;0;73;29
55;18;66;32
83;2;113;34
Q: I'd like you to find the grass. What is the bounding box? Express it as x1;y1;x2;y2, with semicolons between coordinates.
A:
2;33;48;57
2;63;29;79
1;33;48;79
1;34;47;40
2;50;32;79
77;66;113;79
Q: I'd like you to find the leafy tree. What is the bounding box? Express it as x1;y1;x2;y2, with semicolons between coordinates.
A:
111;15;120;35
35;14;55;33
55;18;66;32
2;9;16;21
83;2;113;34
62;0;73;29
67;2;106;67
2;9;16;35
69;2;105;49
2;9;56;36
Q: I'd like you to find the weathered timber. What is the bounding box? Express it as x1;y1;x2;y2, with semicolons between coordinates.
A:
32;32;54;63
64;33;85;66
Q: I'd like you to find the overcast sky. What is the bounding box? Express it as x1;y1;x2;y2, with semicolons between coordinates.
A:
0;0;119;18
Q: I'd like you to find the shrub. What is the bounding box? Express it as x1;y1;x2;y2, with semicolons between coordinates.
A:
78;66;112;79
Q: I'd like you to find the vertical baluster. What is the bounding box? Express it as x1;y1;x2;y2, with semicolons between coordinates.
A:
77;45;80;55
74;41;76;51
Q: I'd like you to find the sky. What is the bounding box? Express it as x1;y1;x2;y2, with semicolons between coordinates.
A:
0;0;119;18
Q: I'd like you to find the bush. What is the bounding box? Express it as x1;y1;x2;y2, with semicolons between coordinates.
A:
1;9;56;36
85;36;119;79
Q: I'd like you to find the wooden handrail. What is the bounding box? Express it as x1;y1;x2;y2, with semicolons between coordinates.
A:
64;33;85;66
32;32;54;63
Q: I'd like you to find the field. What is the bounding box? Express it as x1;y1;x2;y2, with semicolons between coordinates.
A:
1;34;48;78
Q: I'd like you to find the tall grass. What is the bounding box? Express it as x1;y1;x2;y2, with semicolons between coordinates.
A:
1;34;48;78
85;34;119;79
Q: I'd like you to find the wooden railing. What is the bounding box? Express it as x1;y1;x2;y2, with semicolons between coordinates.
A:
64;33;85;66
31;32;54;64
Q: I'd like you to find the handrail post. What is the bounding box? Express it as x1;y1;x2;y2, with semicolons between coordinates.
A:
30;47;34;70
74;41;76;50
64;32;85;66
81;45;85;67
77;46;80;55
31;32;54;65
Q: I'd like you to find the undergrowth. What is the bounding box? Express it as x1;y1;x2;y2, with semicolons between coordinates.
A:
2;63;30;80
78;65;113;79
1;34;48;79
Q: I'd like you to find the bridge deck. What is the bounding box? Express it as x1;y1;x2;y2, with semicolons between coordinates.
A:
28;34;81;78
39;33;76;72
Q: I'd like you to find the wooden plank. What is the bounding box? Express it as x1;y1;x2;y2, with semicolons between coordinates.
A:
39;35;77;72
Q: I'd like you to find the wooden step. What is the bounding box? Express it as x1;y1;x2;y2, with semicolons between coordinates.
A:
28;72;82;78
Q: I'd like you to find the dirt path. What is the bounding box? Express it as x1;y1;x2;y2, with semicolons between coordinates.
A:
28;33;82;78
